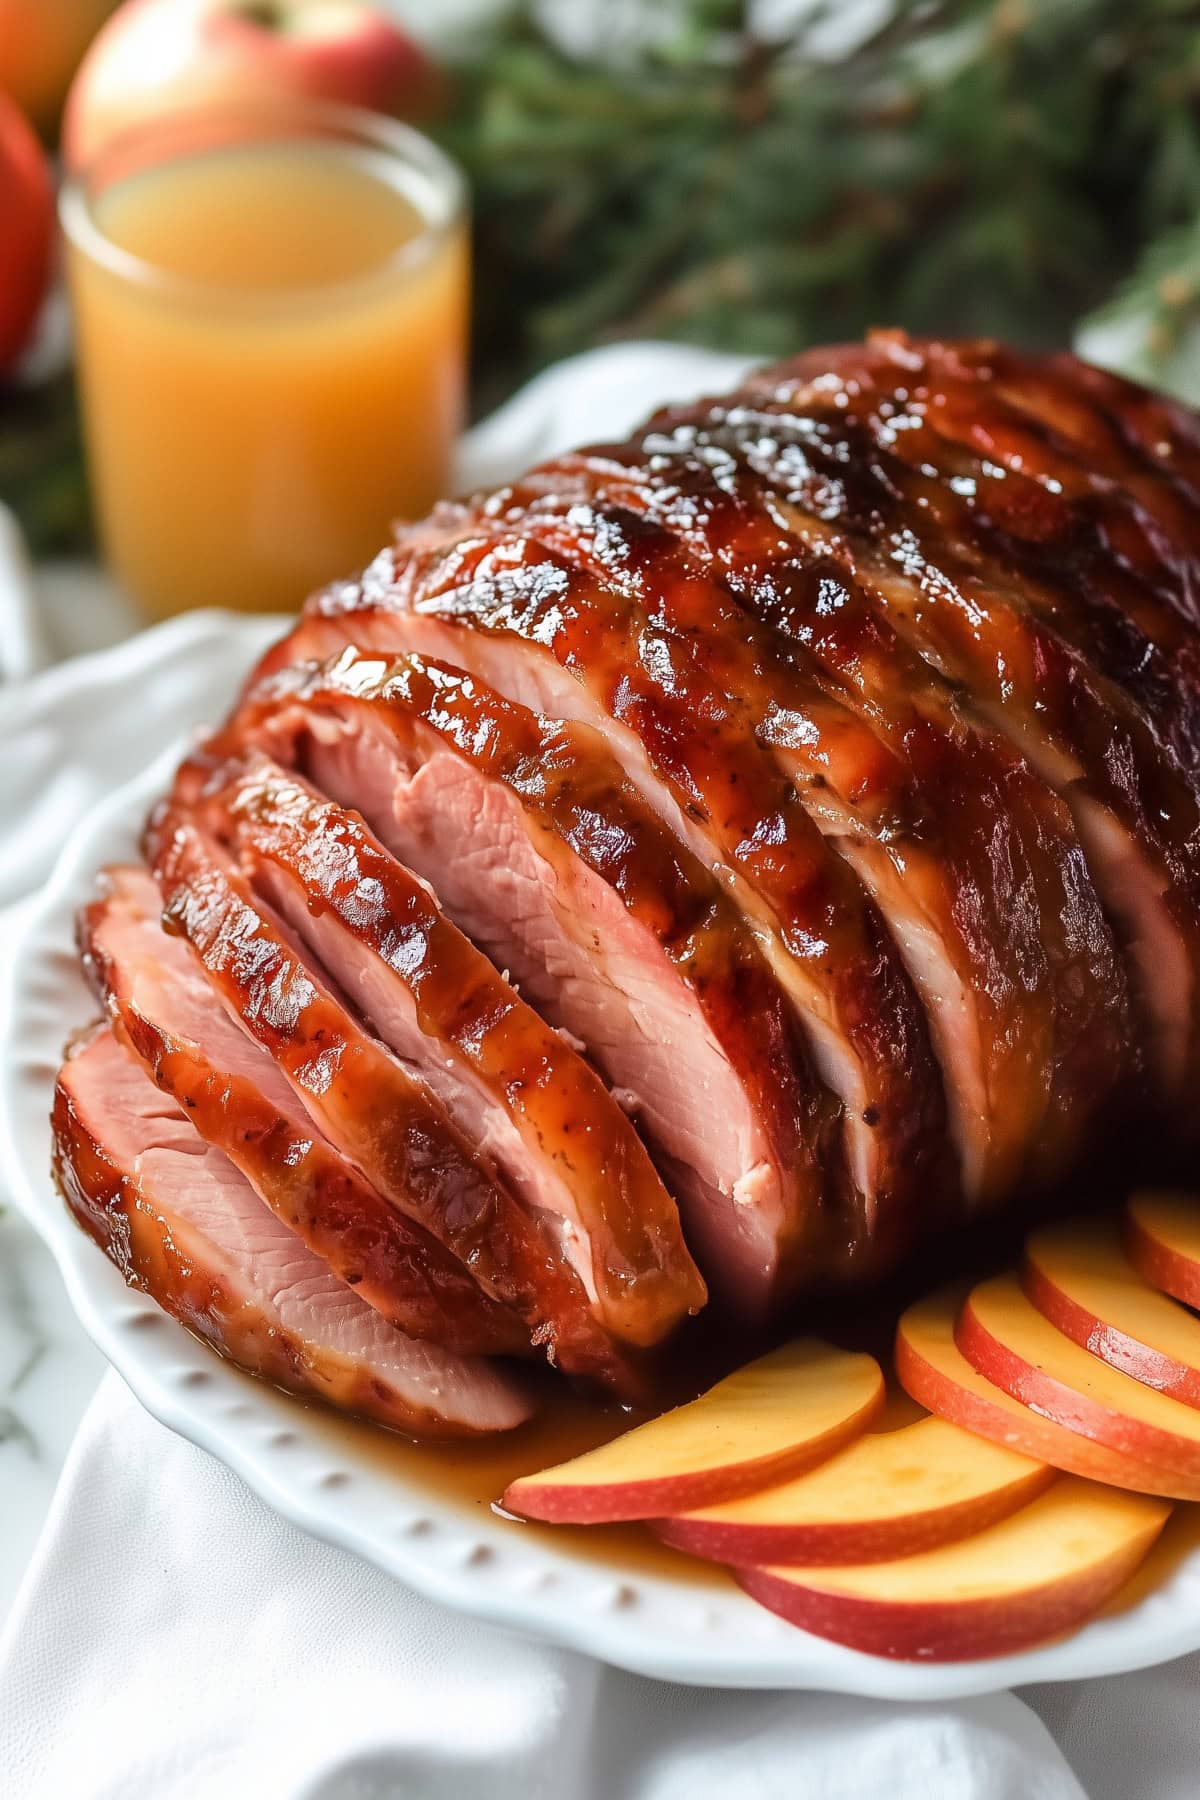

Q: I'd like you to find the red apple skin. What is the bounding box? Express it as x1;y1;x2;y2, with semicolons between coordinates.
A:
1022;1253;1200;1410
503;1342;885;1524
0;91;54;373
501;1406;882;1526
1125;1209;1200;1310
63;0;439;174
651;1467;1055;1567
895;1310;1200;1500
735;1535;1155;1662
504;1456;814;1527
956;1289;1200;1482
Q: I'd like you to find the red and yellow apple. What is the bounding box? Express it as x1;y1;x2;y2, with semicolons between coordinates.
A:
1024;1218;1200;1408
0;0;117;138
737;1478;1170;1661
653;1413;1053;1566
895;1287;1200;1498
957;1273;1200;1487
502;1340;884;1525
1126;1191;1200;1311
63;0;439;173
0;91;54;373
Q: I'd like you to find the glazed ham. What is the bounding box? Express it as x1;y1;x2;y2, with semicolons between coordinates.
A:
80;864;528;1356
229;648;844;1314
55;1027;534;1436
56;335;1200;1430
151;766;703;1362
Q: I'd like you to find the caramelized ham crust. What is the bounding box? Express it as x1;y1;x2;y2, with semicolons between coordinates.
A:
686;335;1200;1101
80;864;525;1357
55;1026;534;1436
60;334;1200;1431
259;533;954;1274
227;647;846;1313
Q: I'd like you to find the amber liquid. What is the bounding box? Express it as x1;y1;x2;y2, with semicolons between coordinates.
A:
286;1373;727;1588
68;137;468;618
200;1344;1194;1647
233;1367;929;1593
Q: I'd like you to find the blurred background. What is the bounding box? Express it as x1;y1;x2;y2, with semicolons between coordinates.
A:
5;0;1200;584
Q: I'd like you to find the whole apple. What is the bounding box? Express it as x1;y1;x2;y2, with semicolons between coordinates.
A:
63;0;438;173
0;0;119;138
0;90;55;374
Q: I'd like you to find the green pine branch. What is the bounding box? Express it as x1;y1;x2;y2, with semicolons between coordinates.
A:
9;0;1200;552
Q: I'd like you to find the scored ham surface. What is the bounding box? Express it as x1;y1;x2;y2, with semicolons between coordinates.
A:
150;768;703;1356
55;1026;534;1436
228;649;847;1313
261;513;954;1271
56;333;1200;1432
79;864;528;1357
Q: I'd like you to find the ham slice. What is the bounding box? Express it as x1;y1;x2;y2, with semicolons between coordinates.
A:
228;646;848;1314
54;1026;534;1437
79;863;525;1358
162;752;704;1356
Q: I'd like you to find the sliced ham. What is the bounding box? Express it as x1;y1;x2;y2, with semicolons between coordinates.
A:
227;647;846;1313
253;532;954;1276
58;333;1200;1430
130;827;656;1397
79;864;524;1358
164;753;704;1355
719;333;1200;1104
54;1026;534;1437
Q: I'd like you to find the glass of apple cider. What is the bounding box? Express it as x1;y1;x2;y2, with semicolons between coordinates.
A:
61;99;468;619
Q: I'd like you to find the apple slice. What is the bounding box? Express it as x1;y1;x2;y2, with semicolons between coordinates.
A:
653;1414;1053;1565
1126;1191;1200;1310
958;1273;1200;1487
895;1288;1200;1498
1024;1218;1200;1407
737;1478;1170;1661
501;1340;884;1524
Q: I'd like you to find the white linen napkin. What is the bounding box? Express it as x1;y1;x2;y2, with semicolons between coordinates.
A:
1;342;1196;1799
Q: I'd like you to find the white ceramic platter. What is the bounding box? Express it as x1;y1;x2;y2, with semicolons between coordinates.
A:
7;662;1200;1701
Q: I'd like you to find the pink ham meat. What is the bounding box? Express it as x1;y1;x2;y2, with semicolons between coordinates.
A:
499;452;1131;1200
250;512;956;1277
162;752;705;1353
79;864;525;1358
134;828;665;1404
59;334;1200;1432
54;1026;534;1437
227;647;848;1313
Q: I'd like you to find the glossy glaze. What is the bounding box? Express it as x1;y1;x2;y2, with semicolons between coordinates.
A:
53;1025;532;1437
172;750;703;1371
266;532;952;1275
142;819;528;1357
233;647;847;1304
